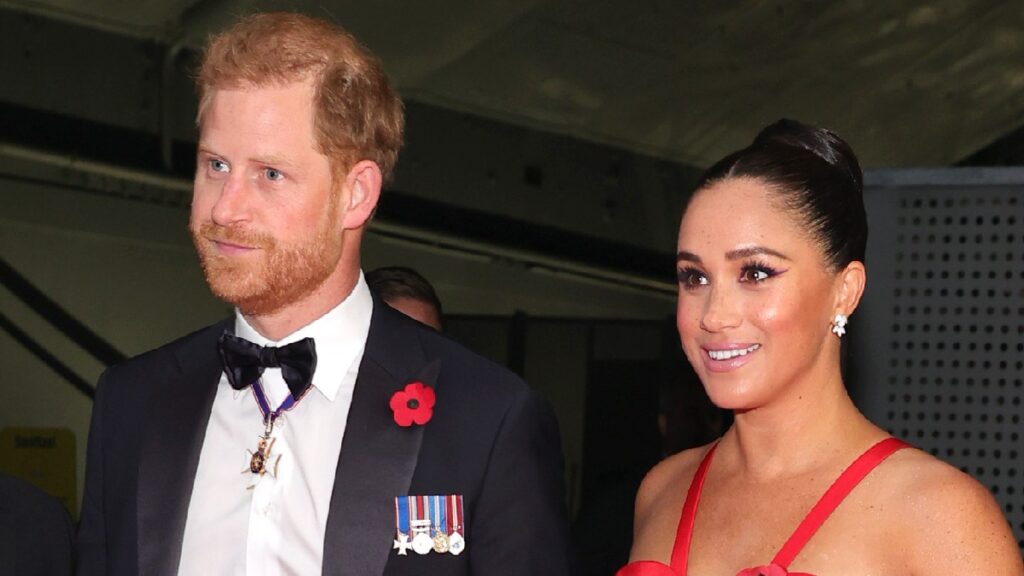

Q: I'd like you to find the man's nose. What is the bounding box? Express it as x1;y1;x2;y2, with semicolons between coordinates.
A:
210;174;252;226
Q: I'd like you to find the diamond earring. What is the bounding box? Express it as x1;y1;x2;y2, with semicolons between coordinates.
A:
831;313;848;338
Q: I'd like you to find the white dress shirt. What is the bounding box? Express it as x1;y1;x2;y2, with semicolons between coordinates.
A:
178;275;372;576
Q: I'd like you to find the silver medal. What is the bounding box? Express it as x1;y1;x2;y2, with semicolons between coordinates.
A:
410;519;433;555
448;532;465;555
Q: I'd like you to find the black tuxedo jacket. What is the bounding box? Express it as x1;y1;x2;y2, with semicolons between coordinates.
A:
77;300;572;575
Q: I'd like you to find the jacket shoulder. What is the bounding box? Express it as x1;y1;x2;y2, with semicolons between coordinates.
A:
98;319;229;386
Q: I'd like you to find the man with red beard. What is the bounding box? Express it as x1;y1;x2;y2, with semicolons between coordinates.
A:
77;12;572;576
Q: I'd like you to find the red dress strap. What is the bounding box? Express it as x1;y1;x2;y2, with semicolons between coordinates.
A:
771;437;910;569
669;442;719;573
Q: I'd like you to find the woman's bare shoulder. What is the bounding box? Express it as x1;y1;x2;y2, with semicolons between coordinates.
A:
634;443;714;524
879;447;1023;574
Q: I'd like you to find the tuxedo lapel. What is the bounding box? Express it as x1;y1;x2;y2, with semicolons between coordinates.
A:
136;320;228;575
323;301;438;576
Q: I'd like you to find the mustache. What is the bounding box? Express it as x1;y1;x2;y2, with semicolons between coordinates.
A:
195;222;273;249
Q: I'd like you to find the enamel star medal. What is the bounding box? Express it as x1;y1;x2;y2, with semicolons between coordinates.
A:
242;378;302;486
245;419;280;478
393;496;413;555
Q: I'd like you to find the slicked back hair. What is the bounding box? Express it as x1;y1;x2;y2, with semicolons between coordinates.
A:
694;119;867;271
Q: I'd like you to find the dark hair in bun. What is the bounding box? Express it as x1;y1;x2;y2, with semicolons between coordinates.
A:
693;119;867;270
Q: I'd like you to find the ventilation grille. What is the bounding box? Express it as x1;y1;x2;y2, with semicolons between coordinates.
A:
875;188;1022;549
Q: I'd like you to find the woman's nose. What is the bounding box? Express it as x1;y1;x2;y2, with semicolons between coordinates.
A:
700;286;742;332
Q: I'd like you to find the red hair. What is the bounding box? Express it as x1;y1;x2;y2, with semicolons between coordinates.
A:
196;12;404;183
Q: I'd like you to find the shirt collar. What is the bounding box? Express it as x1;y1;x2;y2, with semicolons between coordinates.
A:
234;273;373;402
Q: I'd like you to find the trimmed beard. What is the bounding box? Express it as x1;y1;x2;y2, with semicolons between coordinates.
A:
190;207;343;317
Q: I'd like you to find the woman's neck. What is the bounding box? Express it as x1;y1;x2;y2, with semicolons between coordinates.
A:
721;371;883;481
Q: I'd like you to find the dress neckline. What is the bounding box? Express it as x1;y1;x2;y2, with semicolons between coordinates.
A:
654;437;910;576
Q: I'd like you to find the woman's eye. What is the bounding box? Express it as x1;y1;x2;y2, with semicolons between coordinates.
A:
740;266;775;283
678;268;709;288
209;159;229;173
264;168;284;181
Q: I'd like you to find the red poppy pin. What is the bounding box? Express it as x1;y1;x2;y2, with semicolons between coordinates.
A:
389;381;436;427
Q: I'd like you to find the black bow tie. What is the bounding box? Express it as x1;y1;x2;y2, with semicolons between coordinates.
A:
217;332;318;400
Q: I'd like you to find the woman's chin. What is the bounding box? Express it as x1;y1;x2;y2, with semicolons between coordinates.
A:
701;380;760;412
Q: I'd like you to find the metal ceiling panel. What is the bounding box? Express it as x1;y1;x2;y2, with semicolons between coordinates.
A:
4;0;1024;168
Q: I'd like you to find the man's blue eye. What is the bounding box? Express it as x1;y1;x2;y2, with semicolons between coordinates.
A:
210;159;229;172
265;168;284;181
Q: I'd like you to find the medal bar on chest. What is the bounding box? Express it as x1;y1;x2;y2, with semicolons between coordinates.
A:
393;494;466;556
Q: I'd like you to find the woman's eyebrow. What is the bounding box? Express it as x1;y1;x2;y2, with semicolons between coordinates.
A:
726;246;790;261
676;251;701;264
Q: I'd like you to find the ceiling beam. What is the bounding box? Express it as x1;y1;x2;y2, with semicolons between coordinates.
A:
957;123;1024;167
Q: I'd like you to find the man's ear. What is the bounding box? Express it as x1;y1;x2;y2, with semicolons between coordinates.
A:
834;260;866;317
340;160;382;230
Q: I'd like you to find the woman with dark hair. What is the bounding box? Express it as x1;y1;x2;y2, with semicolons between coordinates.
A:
618;120;1022;575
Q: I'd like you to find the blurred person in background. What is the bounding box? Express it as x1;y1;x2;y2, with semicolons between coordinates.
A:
366;266;444;331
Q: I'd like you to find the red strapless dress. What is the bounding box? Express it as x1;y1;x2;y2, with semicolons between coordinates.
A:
617;437;909;576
